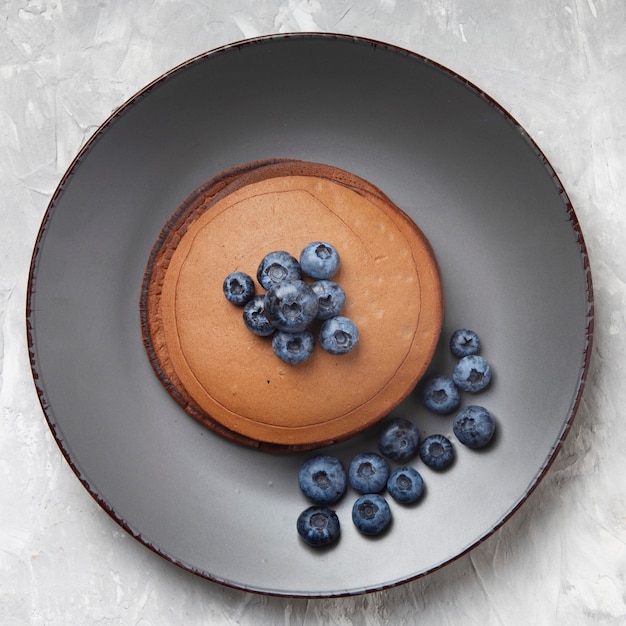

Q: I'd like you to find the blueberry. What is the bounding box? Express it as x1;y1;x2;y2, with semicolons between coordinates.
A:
272;329;315;364
387;466;425;504
419;434;454;470
450;329;481;357
378;417;420;462
242;295;274;336
453;405;496;448
422;375;461;414
297;506;340;547
257;251;301;290
264;280;319;332
311;280;345;320
223;271;255;305
319;316;359;355
348;452;390;494
352;494;392;536
300;242;340;279
298;455;347;504
453;355;492;393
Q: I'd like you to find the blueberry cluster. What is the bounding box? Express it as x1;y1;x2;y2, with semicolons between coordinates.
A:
420;328;495;450
223;243;359;364
295;329;497;548
296;437;429;546
297;453;390;545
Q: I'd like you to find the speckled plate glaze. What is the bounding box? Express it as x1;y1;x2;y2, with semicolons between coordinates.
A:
27;34;593;597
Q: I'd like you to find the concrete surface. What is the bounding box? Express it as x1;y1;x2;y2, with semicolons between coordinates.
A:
1;1;625;624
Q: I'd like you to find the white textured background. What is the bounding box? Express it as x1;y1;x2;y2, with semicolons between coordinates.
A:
2;1;625;624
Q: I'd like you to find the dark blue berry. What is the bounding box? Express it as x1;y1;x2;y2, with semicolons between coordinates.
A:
419;434;454;470
298;456;347;505
450;328;481;357
264;280;319;332
242;295;274;336
453;405;496;448
352;494;392;536
423;375;461;414
378;417;420;462
300;241;340;279
257;251;301;290
311;280;345;320
272;329;315;364
297;506;340;547
387;466;425;504
453;355;492;393
223;271;255;305
319;316;359;355
348;452;390;494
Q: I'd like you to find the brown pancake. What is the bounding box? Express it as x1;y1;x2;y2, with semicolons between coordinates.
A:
140;159;443;452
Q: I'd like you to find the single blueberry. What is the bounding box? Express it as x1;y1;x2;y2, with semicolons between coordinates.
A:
242;295;275;336
348;452;390;494
257;250;302;290
272;329;315;364
351;494;392;536
319;316;359;355
300;241;340;279
223;271;255;306
453;355;492;393
453;405;496;448
264;280;319;332
419;434;454;470
423;375;461;414
298;455;347;505
377;417;420;462
387;466;425;504
311;280;346;320
297;505;340;547
450;328;481;357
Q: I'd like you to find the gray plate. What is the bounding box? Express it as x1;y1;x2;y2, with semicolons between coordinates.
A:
27;34;593;597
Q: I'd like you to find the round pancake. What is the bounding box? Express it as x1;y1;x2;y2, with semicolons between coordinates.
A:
141;160;443;451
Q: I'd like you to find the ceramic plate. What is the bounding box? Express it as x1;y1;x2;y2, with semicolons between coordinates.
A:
27;34;593;597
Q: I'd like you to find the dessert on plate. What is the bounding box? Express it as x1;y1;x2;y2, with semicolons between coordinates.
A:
140;159;443;452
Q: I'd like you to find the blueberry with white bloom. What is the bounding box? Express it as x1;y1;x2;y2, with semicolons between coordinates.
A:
319;316;359;355
311;280;345;320
449;328;481;358
352;494;392;536
378;417;420;462
223;271;255;305
348;452;390;494
242;295;274;336
453;405;496;448
297;506;340;547
453;355;492;393
423;375;461;414
257;250;301;290
300;242;340;279
264;280;319;332
419;434;454;470
272;329;315;364
387;467;425;504
298;455;347;505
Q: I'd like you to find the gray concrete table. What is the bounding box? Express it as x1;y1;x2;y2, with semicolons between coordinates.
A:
2;1;625;624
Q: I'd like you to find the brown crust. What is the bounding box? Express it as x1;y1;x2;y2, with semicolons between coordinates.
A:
140;159;443;452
